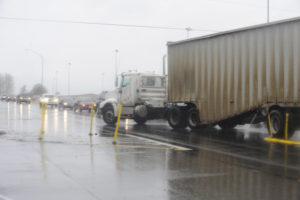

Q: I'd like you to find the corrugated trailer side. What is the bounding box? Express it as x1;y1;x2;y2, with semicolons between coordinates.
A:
167;17;300;137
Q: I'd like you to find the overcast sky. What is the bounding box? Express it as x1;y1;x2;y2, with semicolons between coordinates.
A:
0;0;299;95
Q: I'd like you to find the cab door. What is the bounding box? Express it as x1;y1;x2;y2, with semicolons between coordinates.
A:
120;75;134;106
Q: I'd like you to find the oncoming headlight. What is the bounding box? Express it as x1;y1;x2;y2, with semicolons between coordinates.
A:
42;98;49;103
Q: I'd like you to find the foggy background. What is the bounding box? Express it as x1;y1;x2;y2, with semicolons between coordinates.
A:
0;0;299;95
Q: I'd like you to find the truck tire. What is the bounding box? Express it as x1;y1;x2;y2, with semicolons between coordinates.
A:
268;109;285;138
134;115;147;124
187;108;201;130
218;120;237;130
167;106;187;129
103;105;117;125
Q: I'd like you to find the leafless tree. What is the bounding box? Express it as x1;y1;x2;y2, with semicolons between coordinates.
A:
30;83;47;96
0;73;14;94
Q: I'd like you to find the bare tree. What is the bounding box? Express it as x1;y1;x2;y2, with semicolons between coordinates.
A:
0;73;3;94
30;84;47;96
19;85;27;94
0;73;14;94
4;74;14;94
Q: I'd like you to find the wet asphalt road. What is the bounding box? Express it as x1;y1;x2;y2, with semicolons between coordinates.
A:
1;101;300;200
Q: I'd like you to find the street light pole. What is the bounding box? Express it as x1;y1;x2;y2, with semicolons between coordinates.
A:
26;49;44;87
267;0;270;23
55;70;58;95
185;27;192;39
115;49;119;88
101;72;104;92
68;62;71;95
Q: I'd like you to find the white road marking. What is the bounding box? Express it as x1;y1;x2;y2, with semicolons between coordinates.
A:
126;134;191;151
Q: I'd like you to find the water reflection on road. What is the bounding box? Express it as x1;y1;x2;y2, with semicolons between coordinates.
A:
1;102;300;200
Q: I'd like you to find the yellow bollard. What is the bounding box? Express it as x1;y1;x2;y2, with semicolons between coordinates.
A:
89;104;94;136
267;113;273;137
39;103;47;139
284;113;289;140
112;104;123;145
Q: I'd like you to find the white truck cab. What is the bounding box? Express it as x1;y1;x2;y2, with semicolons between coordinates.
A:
99;71;167;125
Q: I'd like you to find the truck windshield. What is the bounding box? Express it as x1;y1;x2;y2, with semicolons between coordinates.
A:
141;76;164;87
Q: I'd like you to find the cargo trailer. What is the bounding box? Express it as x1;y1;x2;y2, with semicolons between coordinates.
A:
167;17;300;138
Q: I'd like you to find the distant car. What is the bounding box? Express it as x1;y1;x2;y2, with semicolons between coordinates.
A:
73;97;97;112
59;97;75;109
40;94;59;107
6;95;17;102
1;94;8;101
17;93;32;104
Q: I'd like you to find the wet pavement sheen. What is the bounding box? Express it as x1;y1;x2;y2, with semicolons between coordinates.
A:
0;102;300;200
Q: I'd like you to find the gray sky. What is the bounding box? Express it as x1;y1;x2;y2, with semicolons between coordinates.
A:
0;0;299;95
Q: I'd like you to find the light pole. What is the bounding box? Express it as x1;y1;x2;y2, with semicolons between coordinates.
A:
185;27;192;39
115;49;119;87
267;0;270;23
101;72;105;92
68;62;71;95
26;49;44;87
55;70;58;95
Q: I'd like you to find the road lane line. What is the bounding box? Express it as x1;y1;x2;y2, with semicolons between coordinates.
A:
125;133;191;151
114;144;186;150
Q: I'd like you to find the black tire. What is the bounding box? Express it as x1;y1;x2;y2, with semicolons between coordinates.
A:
102;105;117;125
134;115;147;125
219;120;237;130
167;106;187;129
268;109;285;138
187;108;201;130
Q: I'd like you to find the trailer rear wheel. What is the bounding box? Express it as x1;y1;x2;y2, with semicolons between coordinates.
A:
168;106;187;129
268;109;284;138
218;120;237;130
187;108;201;130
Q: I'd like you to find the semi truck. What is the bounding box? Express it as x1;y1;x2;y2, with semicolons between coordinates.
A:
166;17;300;138
98;71;167;125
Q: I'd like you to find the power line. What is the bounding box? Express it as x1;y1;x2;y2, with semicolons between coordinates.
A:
0;16;217;33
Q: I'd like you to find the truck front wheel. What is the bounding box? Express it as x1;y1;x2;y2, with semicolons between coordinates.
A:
168;106;187;129
103;105;117;125
134;115;147;125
